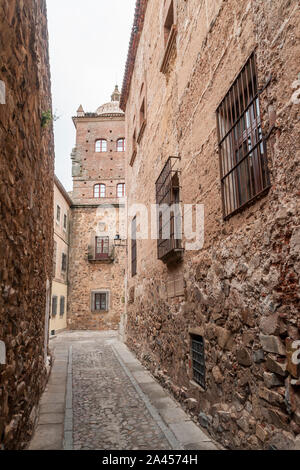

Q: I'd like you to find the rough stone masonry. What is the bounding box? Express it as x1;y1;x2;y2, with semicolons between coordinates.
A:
121;0;300;450
0;0;54;449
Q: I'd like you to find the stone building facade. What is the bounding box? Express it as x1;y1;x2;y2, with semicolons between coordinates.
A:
68;87;127;331
121;0;300;450
50;176;72;336
0;0;54;449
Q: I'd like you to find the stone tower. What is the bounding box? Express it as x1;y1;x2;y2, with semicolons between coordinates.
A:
68;86;126;330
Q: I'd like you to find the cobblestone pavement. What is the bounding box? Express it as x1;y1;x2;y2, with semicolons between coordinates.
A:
29;331;219;450
72;337;171;450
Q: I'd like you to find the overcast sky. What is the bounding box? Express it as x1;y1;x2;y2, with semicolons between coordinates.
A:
47;0;136;192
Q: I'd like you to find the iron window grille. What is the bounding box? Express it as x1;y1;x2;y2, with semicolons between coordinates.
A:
191;335;206;389
94;293;108;311
95;236;109;260
216;52;270;219
131;217;137;277
155;156;183;263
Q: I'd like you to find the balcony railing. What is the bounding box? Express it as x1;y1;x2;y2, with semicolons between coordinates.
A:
155;156;184;264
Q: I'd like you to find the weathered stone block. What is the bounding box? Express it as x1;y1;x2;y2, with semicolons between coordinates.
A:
253;349;265;364
260;334;286;356
236;348;252;367
263;372;283;388
256;423;269;442
216;326;232;350
266;356;287;377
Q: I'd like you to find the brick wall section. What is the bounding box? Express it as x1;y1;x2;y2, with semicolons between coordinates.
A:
122;0;300;450
0;0;54;449
68;109;127;330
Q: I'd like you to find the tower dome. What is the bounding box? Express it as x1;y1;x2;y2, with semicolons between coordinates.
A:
96;85;124;116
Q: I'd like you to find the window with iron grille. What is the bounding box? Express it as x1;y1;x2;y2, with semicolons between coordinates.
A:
216;53;270;219
117;138;126;152
117;183;126;198
52;296;58;317
95;236;109;260
155;156;183;263
191;335;206;389
95;139;107;153
61;253;67;272
131;217;137;277
60;296;65;316
93;292;108;312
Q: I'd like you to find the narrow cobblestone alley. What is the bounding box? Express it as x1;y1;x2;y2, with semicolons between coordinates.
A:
29;331;219;451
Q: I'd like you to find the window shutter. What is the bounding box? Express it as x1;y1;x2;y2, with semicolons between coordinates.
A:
60;296;65;316
52;296;57;316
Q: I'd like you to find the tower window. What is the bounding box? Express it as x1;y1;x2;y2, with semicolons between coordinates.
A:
95;139;107;153
117;138;126;152
117;183;126;198
94;184;106;198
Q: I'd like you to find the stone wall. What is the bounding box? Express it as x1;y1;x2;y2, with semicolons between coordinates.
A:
0;0;54;449
122;0;300;449
68;206;126;331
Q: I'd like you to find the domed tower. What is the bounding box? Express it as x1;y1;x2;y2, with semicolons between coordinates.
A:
69;87;126;331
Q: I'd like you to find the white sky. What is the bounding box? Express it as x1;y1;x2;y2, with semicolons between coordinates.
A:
47;0;136;192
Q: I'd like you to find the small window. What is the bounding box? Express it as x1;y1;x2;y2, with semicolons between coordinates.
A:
94;184;106;198
191;335;206;389
117;138;126;152
117;183;126;198
95;139;107;153
131;217;137;277
53;241;57;277
95;236;109;259
52;296;58;317
60;296;65;316
56;205;61;223
216;53;270;219
61;253;67;272
93;292;108;312
63;214;67;230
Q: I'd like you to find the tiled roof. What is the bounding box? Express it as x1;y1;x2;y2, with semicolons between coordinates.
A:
120;0;148;111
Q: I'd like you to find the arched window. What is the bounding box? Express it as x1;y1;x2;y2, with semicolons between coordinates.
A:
117;138;126;152
117;183;125;198
94;184;106;198
95;139;107;153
